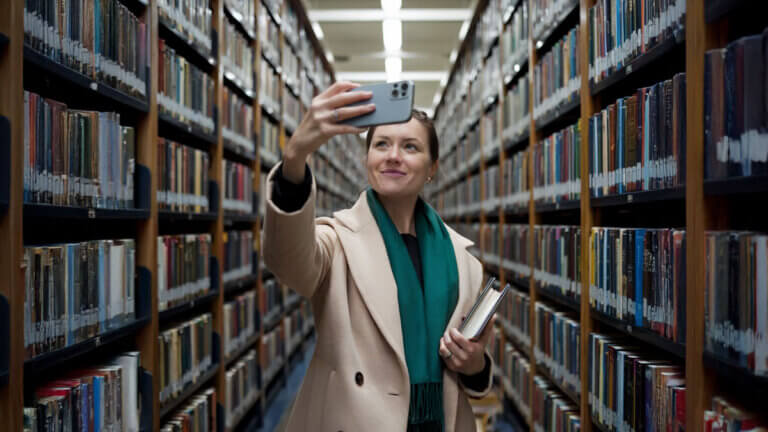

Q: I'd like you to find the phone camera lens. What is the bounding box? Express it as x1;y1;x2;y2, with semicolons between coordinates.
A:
391;89;399;97
401;82;409;91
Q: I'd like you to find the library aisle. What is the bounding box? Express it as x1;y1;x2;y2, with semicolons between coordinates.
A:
1;0;767;431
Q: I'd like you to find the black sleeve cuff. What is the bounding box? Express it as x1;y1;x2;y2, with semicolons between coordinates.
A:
272;163;313;213
459;353;492;392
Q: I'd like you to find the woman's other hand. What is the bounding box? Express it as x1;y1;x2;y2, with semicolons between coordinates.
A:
439;315;495;375
282;82;375;183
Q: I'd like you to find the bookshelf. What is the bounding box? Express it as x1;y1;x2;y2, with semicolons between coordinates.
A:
429;0;768;430
0;0;364;429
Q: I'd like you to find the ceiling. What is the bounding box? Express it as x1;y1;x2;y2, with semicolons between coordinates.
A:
304;0;475;115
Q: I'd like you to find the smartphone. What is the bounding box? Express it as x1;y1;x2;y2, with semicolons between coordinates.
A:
339;81;415;128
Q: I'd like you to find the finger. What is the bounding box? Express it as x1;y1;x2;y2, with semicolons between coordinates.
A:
444;330;469;362
450;328;477;354
439;338;451;359
319;81;360;99
322;104;375;123
325;89;374;109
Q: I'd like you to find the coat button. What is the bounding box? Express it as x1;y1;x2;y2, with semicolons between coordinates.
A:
355;372;364;386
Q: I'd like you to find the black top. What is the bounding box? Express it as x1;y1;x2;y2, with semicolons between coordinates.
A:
271;164;491;390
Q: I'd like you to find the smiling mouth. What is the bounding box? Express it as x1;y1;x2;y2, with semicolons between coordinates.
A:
381;170;406;177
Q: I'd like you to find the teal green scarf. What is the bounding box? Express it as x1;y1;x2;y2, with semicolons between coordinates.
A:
366;189;459;430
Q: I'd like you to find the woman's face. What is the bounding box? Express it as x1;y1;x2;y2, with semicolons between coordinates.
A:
366;118;437;200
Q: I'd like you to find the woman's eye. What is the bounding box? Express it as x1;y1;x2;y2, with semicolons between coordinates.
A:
405;143;418;151
374;141;387;148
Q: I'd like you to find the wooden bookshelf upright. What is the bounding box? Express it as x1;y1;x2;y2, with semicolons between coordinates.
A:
0;0;364;429
431;0;768;430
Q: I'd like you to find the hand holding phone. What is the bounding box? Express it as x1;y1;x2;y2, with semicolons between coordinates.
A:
339;81;415;128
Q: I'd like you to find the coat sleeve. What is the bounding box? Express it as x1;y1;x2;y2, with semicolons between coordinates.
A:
262;162;338;299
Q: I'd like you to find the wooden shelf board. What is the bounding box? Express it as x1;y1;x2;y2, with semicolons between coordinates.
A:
158;18;215;72
159;363;220;419
158;112;217;150
590;187;685;208
159;290;219;325
591;309;685;359
537;287;581;313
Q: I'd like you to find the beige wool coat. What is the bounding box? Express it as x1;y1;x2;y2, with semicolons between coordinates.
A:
262;164;494;432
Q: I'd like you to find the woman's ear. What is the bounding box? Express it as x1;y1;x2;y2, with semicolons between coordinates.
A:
430;160;439;179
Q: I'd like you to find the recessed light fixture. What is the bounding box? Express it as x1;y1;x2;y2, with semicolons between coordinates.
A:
380;0;401;14
382;19;402;52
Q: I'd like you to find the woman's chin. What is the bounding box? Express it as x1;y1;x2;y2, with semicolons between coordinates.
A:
371;182;418;199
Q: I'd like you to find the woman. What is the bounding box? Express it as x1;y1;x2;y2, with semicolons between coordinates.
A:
263;82;495;432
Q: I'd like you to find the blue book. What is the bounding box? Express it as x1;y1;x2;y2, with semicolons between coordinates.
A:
93;376;103;432
97;243;106;333
618;99;625;194
635;229;645;327
81;382;89;432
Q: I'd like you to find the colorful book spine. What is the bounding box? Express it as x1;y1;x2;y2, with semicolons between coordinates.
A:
704;396;766;432
588;333;686;432
704;231;768;375
534;225;582;299
532;374;582;432
531;0;579;42
533;25;581;121
161;388;217;432
157;138;210;213
223;230;254;283
589;227;687;342
23;240;136;359
23;0;148;98
224;291;257;356
535;302;581;396
500;288;532;350
589;0;685;83
158;313;214;403
502;224;531;280
503;74;531;144
222;160;254;214
259;115;281;164
222;87;254;153
157;38;216;133
588;73;686;197
261;278;283;321
157;234;211;312
704;31;768;180
503;150;530;211
157;0;212;56
261;325;284;384
259;56;281;114
23;91;137;209
225;349;259;427
23;351;141;432
533;122;581;204
502;343;532;420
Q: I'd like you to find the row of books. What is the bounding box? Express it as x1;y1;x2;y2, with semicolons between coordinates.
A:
534;225;582;300
223;290;257;357
503;150;530;212
260;57;281;114
261;326;284;383
317;188;352;216
588;74;687;197
498;288;532;350
477;47;502;110
225;349;259;428
261;278;283;321
158;0;212;58
24;91;136;209
284;306;305;354
501;0;529;78
589;227;687;344
283;86;301;133
533;122;581;204
158;313;214;404
24;0;148;99
533;25;581;121
704;232;768;375
482;101;501;157
300;68;315;109
531;0;579;42
477;0;502;61
258;3;281;70
157;234;211;312
534;302;581;397
222;87;254;153
503;74;530;145
532;375;581;432
499;343;532;420
23;240;137;359
588;332;686;432
260;116;281;164
704;30;768;180
588;0;685;83
486;223;530;279
161;387;217;432
158;39;216;134
157;138;210;214
23;351;140;432
310;153;359;200
222;160;253;214
223;230;254;283
224;0;255;34
704;396;767;432
281;1;299;51
282;42;300;95
222;13;254;93
441;174;481;216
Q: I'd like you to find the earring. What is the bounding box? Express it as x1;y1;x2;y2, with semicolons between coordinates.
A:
427;176;432;183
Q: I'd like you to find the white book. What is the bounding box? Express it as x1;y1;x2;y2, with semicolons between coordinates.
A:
459;277;510;340
110;351;140;432
109;242;124;326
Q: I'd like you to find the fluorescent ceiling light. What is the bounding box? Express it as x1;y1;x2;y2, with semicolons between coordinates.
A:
381;0;401;13
440;76;448;87
385;57;402;82
326;51;334;62
458;20;469;40
312;22;324;40
309;9;471;22
536;40;543;48
449;49;458;63
336;71;447;81
382;19;402;52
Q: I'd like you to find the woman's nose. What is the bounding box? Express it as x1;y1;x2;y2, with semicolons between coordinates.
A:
386;144;401;161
